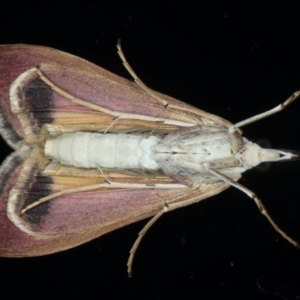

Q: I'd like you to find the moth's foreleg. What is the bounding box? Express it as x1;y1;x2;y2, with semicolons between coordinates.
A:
230;90;300;130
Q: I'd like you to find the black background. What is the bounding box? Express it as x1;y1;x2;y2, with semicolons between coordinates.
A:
0;2;300;299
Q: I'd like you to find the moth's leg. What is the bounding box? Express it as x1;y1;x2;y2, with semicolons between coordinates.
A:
156;151;240;185
158;125;202;145
228;129;244;154
21;181;185;214
230;90;300;130
36;67;191;128
127;205;169;276
116;42;203;123
155;153;193;187
203;163;300;248
183;157;240;171
160;126;240;150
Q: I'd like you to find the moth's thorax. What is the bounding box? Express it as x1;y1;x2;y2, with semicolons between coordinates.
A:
155;129;233;162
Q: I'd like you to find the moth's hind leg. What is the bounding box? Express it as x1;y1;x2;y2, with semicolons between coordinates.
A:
117;41;195;121
117;41;169;108
127;205;169;277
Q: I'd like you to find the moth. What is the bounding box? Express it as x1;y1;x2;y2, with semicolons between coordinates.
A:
0;43;299;275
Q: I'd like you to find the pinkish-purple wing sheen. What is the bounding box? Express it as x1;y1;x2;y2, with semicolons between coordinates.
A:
0;45;231;257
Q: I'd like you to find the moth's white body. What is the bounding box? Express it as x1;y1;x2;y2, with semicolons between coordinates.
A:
45;130;231;172
44;129;285;185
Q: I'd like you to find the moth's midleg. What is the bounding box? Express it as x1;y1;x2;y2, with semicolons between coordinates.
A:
203;163;299;248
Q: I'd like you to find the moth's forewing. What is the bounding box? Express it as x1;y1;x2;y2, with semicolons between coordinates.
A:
0;45;231;256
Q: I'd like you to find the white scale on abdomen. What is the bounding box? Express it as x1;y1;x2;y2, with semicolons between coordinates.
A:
45;132;162;171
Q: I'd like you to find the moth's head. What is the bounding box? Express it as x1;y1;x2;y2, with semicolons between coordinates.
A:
236;141;298;169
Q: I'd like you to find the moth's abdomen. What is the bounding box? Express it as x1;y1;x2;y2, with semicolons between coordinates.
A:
45;132;162;170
